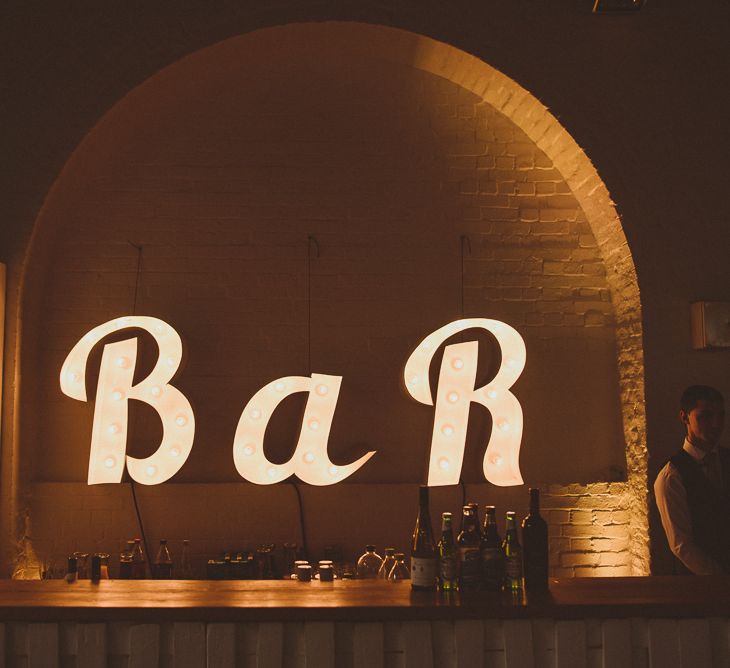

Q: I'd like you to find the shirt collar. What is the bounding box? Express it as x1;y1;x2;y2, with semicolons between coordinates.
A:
683;437;717;462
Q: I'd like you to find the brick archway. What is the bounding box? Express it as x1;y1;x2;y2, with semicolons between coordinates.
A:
7;21;647;575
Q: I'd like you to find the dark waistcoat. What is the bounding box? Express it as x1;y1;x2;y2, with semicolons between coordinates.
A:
669;447;730;574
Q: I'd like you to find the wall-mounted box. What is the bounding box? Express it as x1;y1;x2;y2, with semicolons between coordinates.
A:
690;302;730;349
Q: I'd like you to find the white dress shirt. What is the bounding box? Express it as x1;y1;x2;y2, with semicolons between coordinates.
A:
654;438;725;575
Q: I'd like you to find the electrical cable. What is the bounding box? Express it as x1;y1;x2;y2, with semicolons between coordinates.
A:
290;236;320;559
290;482;309;559
126;241;152;573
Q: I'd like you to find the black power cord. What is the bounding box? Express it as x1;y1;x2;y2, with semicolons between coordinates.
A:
126;240;152;573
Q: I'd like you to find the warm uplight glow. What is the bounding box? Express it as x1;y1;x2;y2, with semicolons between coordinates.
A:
59;316;195;485
232;373;375;485
404;318;526;487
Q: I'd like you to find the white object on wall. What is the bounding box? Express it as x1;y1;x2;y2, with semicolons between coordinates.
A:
404;318;526;486
232;373;375;485
59;316;195;485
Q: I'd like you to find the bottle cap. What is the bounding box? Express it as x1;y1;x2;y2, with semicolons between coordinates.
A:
442;511;452;519
384;547;395;555
366;544;376;551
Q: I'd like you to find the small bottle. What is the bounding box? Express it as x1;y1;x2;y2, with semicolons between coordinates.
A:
481;506;504;592
65;556;78;583
467;503;482;539
503;511;522;591
438;512;458;592
180;540;194;579
153;539;173;579
356;545;383;579
131;538;146;579
378;548;396;579
457;505;481;591
411;486;438;591
119;540;134;580
522;488;549;591
90;554;102;583
388;553;410;580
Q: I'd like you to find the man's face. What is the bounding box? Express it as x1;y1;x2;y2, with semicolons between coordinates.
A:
681;399;725;450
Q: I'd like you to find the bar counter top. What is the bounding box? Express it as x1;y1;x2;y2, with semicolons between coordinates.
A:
1;576;729;622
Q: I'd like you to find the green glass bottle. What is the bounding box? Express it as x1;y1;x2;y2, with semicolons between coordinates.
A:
503;511;522;591
457;505;481;591
480;505;504;591
438;512;458;592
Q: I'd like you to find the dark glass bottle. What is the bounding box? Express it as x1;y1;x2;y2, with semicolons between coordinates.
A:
457;505;481;591
119;539;135;580
503;511;522;591
438;512;458;592
480;505;504;591
410;486;438;591
467;503;482;539
522;488;549;591
153;539;173;579
131;538;146;579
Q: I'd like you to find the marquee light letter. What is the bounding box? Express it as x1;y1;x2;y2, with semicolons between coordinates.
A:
233;373;375;485
60;316;195;485
404;318;526;487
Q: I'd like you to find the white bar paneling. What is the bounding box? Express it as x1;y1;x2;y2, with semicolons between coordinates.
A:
173;622;205;668
77;624;106;668
504;620;534;668
603;619;632;668
28;623;58;668
257;623;284;668
304;622;335;668
402;621;433;668
556;620;586;668
678;618;712;668
354;623;384;668
709;618;729;668
455;619;483;668
129;624;160;668
648;619;680;668
207;623;236;668
0;616;726;666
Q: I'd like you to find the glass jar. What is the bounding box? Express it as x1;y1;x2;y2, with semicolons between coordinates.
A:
388;553;410;581
356;545;383;579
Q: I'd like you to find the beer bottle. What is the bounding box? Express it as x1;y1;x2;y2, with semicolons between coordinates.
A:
410;485;438;591
522;488;549;591
119;540;134;580
457;505;481;591
503;511;522;591
480;506;504;591
467;503;482;539
438;512;458;592
153;539;173;579
180;539;194;579
131;538;146;579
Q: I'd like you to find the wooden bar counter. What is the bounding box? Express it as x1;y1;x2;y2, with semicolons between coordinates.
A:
1;576;729;622
1;577;729;666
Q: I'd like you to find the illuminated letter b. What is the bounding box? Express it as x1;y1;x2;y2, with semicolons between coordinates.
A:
60;316;195;485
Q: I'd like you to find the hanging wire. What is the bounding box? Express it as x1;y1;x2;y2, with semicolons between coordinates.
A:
126;240;152;573
458;235;472;498
291;235;320;559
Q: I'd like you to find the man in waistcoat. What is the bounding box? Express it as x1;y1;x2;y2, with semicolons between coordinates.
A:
654;385;728;574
